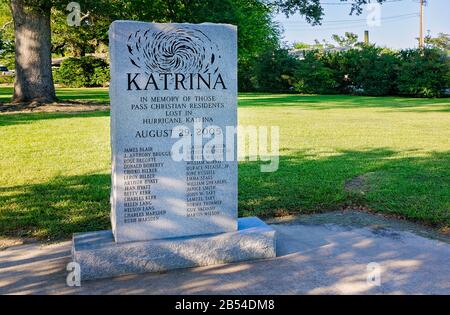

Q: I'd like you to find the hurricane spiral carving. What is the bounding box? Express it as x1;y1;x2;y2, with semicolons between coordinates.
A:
127;27;221;74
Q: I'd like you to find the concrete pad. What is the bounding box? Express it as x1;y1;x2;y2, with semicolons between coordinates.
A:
72;217;276;280
0;211;449;295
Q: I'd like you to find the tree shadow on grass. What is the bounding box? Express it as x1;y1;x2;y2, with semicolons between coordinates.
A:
0;149;448;241
0;87;110;103
238;148;450;227
238;93;450;112
0;173;111;240
388;106;450;113
0;110;110;127
56;90;110;102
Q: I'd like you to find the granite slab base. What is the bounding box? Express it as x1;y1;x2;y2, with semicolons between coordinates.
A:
72;217;276;281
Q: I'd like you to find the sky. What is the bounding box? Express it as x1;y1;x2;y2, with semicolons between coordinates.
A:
275;0;450;49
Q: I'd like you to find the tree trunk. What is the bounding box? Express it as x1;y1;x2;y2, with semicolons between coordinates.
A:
10;0;57;103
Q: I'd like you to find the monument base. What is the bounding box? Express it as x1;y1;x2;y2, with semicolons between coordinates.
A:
72;217;276;281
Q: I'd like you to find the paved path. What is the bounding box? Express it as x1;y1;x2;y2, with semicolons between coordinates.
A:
1;211;449;294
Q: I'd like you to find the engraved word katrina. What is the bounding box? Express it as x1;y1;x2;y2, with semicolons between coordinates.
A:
126;26;226;91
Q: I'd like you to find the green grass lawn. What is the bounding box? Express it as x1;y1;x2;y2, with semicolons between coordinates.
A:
0;87;449;239
0;86;110;103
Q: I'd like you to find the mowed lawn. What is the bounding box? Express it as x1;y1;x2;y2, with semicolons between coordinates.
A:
0;87;449;239
0;86;110;103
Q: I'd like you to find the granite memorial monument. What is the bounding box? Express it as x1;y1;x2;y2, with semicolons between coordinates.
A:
72;21;276;280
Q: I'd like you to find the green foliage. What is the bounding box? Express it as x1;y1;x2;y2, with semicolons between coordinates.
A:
425;33;450;53
396;48;450;98
3;0;389;94
0;74;14;84
313;38;335;50
293;42;310;49
354;48;399;96
0;2;14;69
329;46;399;96
293;46;450;98
0;52;14;69
91;65;110;87
56;56;109;88
331;32;360;48
294;51;337;94
252;48;299;92
51;9;110;57
46;0;387;92
56;58;88;88
47;0;281;92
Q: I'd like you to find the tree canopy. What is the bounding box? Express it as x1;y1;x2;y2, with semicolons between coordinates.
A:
0;0;387;102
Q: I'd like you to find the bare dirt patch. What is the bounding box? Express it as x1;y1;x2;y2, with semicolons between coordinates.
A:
344;172;377;194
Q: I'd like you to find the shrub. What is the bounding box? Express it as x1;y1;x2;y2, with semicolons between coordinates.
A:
57;58;88;87
291;46;449;97
333;46;399;96
57;56;109;88
0;75;14;84
252;48;299;92
294;51;337;94
91;66;110;87
396;48;450;97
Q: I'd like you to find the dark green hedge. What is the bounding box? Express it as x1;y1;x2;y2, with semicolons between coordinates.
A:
52;48;449;98
292;47;450;98
55;56;109;88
